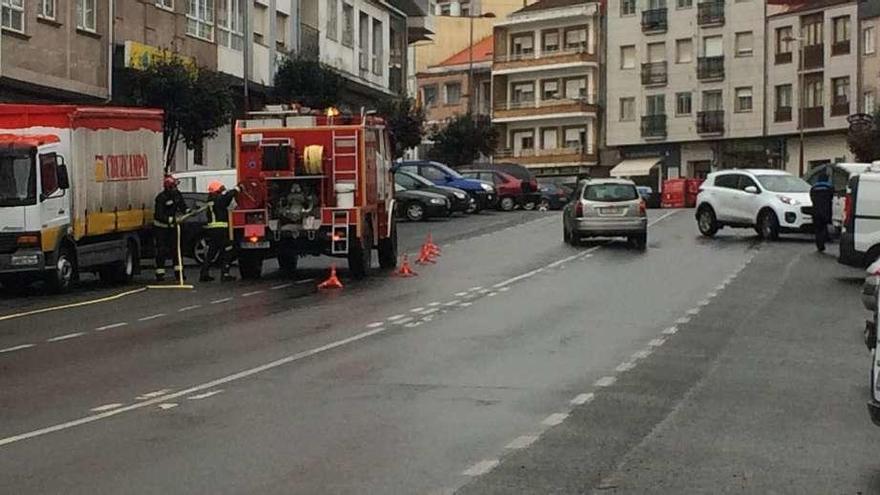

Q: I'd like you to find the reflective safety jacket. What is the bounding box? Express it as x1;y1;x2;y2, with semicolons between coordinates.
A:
153;189;187;228
206;188;238;229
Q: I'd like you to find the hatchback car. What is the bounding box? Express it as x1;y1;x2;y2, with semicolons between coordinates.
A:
537;182;572;210
461;169;538;211
394;170;473;214
562;179;648;249
393;184;450;221
695;169;813;240
393;161;497;212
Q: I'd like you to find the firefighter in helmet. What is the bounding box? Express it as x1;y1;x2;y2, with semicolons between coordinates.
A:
200;180;240;282
153;176;187;282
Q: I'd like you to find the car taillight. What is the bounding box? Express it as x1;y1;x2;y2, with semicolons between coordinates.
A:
575;201;584;218
845;192;853;226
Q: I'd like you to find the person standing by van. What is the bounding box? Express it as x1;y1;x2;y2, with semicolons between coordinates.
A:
810;172;834;252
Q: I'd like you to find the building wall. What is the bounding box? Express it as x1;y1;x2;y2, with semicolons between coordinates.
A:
783;133;851;175
861;14;879;114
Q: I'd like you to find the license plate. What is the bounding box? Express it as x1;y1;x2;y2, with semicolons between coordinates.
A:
599;207;624;215
240;241;270;249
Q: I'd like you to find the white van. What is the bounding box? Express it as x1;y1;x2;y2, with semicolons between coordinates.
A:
804;162;872;229
172;169;237;193
840;170;880;266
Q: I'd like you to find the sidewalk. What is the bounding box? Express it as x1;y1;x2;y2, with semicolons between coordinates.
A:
459;241;880;494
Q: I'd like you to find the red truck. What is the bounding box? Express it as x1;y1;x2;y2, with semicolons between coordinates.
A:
232;106;397;279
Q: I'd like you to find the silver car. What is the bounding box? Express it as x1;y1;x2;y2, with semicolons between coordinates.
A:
562;178;648;249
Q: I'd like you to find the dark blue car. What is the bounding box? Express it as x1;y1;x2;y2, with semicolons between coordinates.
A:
393;161;497;212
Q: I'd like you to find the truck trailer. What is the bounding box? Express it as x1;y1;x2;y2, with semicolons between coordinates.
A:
0;104;164;292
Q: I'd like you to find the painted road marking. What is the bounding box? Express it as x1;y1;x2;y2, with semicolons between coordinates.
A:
707;292;717;299
366;322;384;329
676;317;691;325
90;403;124;413
487;292;498;297
428;302;442;307
0;344;34;354
616;361;636;373
662;326;679;335
178;305;201;313
157;403;178;410
444;300;461;306
387;314;406;321
404;322;421;328
542;413;569;426
462;460;499;477
188;390;223;400
242;290;265;297
295;279;316;285
271;283;293;290
686;308;700;316
95;322;128;331
138;313;166;322
460;302;473;308
0;287;147;322
498;287;510;292
632;349;653;360
649;338;667;347
421;308;439;316
698;299;710;307
393;317;414;325
454;292;469;297
506;435;539;450
46;332;85;343
595;376;617;387
211;298;232;305
136;389;173;401
469;286;483;292
571;393;595;406
410;307;425;313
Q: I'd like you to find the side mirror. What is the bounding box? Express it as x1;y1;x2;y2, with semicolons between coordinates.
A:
57;163;70;190
744;185;758;194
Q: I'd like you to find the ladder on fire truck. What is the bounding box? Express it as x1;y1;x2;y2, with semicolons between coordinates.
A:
330;129;359;255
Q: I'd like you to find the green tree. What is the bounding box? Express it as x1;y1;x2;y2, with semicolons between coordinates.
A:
848;112;880;163
378;97;425;159
428;114;499;167
117;56;234;171
273;56;346;109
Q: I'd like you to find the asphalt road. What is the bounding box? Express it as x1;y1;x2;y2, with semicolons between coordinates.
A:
0;208;873;494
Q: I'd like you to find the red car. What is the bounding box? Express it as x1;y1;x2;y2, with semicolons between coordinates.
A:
461;169;541;211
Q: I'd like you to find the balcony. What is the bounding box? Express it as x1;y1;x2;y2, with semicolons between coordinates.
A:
802;44;824;70
641;8;667;33
802;106;824;128
641;62;668;86
697;56;724;80
494;146;597;165
697;0;724;26
775;51;792;65
831;98;850;117
641;114;667;139
832;40;851;56
493;96;598;121
696;110;724;134
493;46;596;72
775;106;792;122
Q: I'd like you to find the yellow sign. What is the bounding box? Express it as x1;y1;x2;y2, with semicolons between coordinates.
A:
124;41;195;70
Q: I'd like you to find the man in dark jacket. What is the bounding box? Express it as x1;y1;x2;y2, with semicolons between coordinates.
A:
200;180;240;282
809;172;834;252
153;176;188;281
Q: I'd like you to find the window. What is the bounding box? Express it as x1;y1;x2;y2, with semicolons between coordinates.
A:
702;90;722;111
511;33;534;58
542;80;560;100
543;30;559;53
326;0;338;40
420;165;447;182
372;19;383;75
735;87;753;112
776;26;793;54
564;27;587;50
735;31;753;57
445;83;461;105
865;92;876;113
802;15;823;47
1;0;24;32
833;16;850;43
564;127;586;149
584;184;638;202
541;128;558;149
341;3;354;47
40;154;59;198
76;0;97;32
39;0;56;19
512;131;534;153
864;27;875;55
621;0;635;16
677;0;691;8
648;41;665;62
832;77;850;106
438;2;451;15
156;0;173;10
460;3;470;16
703;35;722;57
620;97;635;121
564;78;587;99
253;3;267;44
276;13;288;49
358;13;369;68
776;84;792;109
186;0;214;41
804;77;823;108
676;92;692;116
511;82;535;104
620;45;636;69
422;85;437;107
217;0;244;50
646;94;665;115
714;174;740;189
676;38;693;63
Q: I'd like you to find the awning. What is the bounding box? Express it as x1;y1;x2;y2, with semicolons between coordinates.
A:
610;157;662;177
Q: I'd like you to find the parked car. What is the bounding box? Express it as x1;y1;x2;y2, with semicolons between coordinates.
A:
804;162;873;231
695;169;813;240
173;169;237;193
461;169;540;211
841;171;880;266
394;170;473;214
562;178;648;249
470;161;540;196
863;258;880;425
394;184;450;221
537;182;572;210
393;161;497;212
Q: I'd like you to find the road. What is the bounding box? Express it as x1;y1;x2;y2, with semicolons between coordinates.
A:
0;209;875;494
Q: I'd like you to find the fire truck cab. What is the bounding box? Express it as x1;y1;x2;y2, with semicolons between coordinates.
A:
233;105;397;279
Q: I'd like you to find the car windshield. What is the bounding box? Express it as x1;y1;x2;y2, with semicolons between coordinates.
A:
0;153;36;206
755;175;810;193
433;162;463;179
406;172;434;187
583;183;638;202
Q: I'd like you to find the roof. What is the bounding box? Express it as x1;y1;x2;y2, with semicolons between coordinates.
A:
435;36;494;67
512;0;590;14
714;169;791;175
0;134;60;149
0;105;163;132
586;177;637;185
768;0;854;17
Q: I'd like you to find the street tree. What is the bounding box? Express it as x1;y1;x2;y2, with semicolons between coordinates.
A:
428;114;499;168
117;56;234;171
848;112;880;163
274;56;346;110
378;97;425;159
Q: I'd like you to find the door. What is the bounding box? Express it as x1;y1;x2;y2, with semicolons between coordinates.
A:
711;173;741;221
734;174;762;222
37;152;69;253
646;94;665;116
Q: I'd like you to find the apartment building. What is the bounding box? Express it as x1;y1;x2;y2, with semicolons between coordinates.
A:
491;0;601;178
765;0;857;176
859;0;879;114
606;0;776;182
417;35;493;123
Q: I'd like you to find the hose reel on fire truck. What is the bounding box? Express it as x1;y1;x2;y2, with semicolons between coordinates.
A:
303;145;324;175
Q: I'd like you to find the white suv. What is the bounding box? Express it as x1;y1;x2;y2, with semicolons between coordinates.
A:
695;169;813;239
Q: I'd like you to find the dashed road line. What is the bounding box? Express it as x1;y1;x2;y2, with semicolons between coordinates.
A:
404;322;422;328
178;305;201;313
387;314;406;321
571;393;594;406
662;326;679;335
157;403;178;410
454;292;469;297
242;290;265;297
428;302;442;307
295;279;316;285
188;390;223;400
421;308;439;316
393;317;414;325
444;300;461;306
136;389;173;401
462;459;500;477
541;413;569;426
506;435;539;450
487;292;498;297
697;299;710;307
366;322;384;329
410;307;425;313
95;322;128;331
595;376;617;387
459;302;473;308
676;316;691;325
0;344;34;354
616;361;636;373
686;308;700;316
469;286;483;292
138;313;166;322
649;338;667;347
211;298;232;305
271;283;293;290
46;332;85;343
632;349;653;360
90;403;124;413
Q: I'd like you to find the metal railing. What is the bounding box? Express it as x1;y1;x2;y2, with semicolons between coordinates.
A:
494;45;591;63
641;62;668;86
495;145;593;159
697;0;724;25
774;106;792;122
803;44;824;70
641;114;667;138
497;95;597;111
802;106;824;128
697;56;724;80
642;8;668;32
696;110;724;134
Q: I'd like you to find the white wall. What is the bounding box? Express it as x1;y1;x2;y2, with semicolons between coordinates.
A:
319;0;394;93
783;134;851;175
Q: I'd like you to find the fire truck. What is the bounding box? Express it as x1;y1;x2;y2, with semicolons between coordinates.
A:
232;105;397;279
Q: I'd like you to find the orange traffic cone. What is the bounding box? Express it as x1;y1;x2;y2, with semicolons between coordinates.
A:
425;233;441;256
397;255;418;277
416;244;436;265
318;264;344;289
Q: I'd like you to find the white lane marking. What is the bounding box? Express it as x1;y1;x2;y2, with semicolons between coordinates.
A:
542;413;569;426
506;435;539;450
571;393;595;406
136;389;173;401
428;302;442;307
547;253;580;269
295;279;316;285
716;284;727;291
0;326;394;448
177;305;201;313
697;299;710;307
271;283;293;290
404;322;421;328
90;403;124;413
460;302;473;308
662;326;679;336
95;322;128;331
157;403;178;410
595;376;617;387
138;313;166;322
686;308;700;316
706;291;717;299
469;286;483;292
676;317;691;325
649;338;667;347
492;268;542;289
387;314;407;321
188;390;223;400
242;290;265;297
444;300;461;306
410;307;425;313
498;287;511;292
211;298;232;305
616;361;636;373
366;322;384;329
632;349;653;360
454;292;469;297
421;308;439;316
0;344;35;354
462;459;500;477
46;332;85;343
487;292;498;297
649;210;678;226
393;317;414;325
478;289;491;294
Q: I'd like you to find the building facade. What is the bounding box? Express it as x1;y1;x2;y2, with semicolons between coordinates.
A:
859;0;880;115
491;0;601;178
417;35;493;123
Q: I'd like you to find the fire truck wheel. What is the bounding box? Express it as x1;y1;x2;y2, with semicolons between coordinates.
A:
278;244;299;277
239;252;264;280
378;220;398;269
348;221;373;280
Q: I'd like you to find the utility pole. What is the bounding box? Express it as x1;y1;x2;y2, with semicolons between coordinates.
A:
244;0;252;112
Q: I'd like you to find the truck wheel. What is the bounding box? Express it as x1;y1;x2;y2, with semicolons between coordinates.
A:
348;222;373;280
100;241;138;284
239;252;263;280
47;246;76;293
277;243;299;278
378;220;398;269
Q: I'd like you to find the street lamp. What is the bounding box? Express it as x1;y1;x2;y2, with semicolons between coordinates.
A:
438;11;496;114
784;35;805;176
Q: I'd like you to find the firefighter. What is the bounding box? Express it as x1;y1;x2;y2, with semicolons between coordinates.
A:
153;176;188;282
200;180;240;282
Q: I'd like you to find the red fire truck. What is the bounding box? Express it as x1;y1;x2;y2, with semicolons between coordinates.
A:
232;106;397;279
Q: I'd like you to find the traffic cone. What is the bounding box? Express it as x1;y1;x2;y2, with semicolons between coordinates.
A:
397;255;418;277
416;244;436;265
318;264;344;289
425;233;441;256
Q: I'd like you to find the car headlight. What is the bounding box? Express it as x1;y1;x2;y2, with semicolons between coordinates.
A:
430;198;445;205
777;195;800;206
480;183;494;192
454;192;466;200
